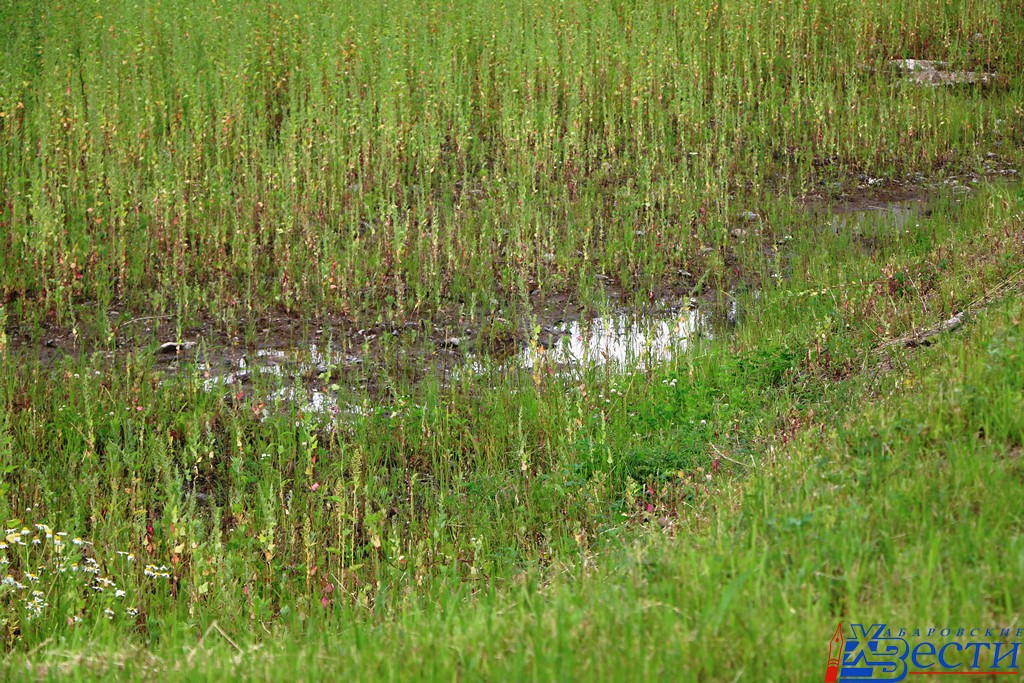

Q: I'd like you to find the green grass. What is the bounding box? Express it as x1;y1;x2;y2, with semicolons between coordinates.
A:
0;181;1020;679
1;0;1022;333
1;0;1023;679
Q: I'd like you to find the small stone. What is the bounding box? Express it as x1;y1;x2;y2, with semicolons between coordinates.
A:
157;341;196;355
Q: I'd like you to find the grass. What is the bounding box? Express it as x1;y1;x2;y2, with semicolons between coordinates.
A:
1;0;1022;333
0;0;1023;680
0;180;1020;679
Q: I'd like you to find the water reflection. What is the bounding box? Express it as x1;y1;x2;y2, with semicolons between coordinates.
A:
824;200;927;233
522;309;707;370
193;306;710;419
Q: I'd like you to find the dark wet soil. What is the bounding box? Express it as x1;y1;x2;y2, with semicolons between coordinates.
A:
6;263;729;376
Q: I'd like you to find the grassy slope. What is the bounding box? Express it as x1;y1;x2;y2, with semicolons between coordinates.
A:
286;296;1024;683
0;0;1023;678
0;185;1020;680
306;291;1022;683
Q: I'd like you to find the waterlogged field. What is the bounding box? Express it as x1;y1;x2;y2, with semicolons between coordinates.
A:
0;0;1023;680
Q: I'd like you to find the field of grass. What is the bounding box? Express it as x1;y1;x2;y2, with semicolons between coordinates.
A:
2;0;1022;334
1;0;1023;680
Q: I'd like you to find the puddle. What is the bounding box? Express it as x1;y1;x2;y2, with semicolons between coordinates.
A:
890;59;998;87
189;343;368;418
823;199;929;233
520;307;708;371
28;194;939;420
16;188;987;421
184;303;716;420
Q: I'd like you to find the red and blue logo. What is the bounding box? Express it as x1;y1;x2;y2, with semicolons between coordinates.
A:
824;623;1021;681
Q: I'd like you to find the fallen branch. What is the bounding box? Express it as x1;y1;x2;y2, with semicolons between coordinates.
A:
904;311;966;348
876;268;1024;353
710;443;754;469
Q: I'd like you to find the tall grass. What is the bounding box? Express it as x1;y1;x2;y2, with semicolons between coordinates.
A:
1;0;1021;332
1;1;1023;677
0;180;1021;667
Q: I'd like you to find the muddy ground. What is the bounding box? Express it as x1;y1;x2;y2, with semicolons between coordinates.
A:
6;176;1015;417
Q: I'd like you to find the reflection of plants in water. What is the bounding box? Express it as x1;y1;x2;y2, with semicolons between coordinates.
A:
523;310;707;372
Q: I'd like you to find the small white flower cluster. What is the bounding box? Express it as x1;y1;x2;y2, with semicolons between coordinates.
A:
0;521;140;625
2;575;26;590
94;576;117;591
26;590;48;620
2;526;72;551
143;564;171;579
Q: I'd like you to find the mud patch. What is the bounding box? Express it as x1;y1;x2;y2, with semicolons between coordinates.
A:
182;300;719;419
11;186;999;420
